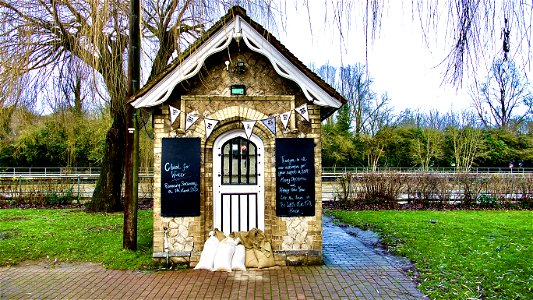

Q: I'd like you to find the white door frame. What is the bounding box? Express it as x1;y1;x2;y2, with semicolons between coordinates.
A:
213;130;264;235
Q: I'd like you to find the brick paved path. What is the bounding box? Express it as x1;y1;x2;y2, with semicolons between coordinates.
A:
0;216;425;299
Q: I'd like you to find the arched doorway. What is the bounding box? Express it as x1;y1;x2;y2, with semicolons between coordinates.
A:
213;130;265;235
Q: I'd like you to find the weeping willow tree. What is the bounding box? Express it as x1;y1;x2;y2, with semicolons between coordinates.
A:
332;0;532;86
0;0;276;212
0;0;531;211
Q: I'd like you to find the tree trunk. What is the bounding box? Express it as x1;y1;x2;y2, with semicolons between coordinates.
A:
87;117;125;212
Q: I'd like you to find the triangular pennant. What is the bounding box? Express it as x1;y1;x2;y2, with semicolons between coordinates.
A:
295;103;310;122
185;113;199;130
261;117;277;135
242;120;256;139
280;111;291;130
169;106;181;125
204;118;219;139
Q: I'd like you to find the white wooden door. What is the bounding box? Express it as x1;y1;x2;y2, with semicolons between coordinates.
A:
213;130;264;235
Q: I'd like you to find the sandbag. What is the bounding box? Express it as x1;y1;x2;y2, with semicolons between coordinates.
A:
236;228;275;268
230;231;252;248
194;234;220;270
245;247;258;268
213;237;238;272
254;240;275;269
214;228;226;241
231;244;246;271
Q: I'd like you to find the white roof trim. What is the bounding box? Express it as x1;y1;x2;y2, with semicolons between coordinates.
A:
131;15;342;109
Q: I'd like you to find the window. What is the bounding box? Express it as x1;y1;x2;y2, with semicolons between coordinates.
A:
221;137;257;184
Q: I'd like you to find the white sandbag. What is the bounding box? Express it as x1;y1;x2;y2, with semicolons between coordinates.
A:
213;237;238;272
231;244;246;271
194;234;220;270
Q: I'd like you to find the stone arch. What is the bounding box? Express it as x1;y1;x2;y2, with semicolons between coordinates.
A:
194;105;272;146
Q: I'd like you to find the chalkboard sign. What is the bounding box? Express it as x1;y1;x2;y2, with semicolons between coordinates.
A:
276;138;315;216
161;138;201;217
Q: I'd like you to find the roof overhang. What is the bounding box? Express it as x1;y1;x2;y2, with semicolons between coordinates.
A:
131;14;343;110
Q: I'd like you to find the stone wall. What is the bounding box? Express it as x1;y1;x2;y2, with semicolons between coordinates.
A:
152;44;323;266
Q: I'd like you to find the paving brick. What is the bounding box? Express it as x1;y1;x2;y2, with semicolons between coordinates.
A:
0;216;426;299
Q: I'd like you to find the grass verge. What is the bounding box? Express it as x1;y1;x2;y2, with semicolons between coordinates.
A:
327;210;532;299
0;209;153;270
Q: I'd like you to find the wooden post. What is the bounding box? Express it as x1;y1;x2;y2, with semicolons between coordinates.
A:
123;0;141;250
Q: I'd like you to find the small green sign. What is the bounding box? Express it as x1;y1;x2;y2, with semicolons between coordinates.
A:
231;85;246;95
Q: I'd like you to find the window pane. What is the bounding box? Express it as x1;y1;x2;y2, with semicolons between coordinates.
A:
222;143;230;184
249;152;256;184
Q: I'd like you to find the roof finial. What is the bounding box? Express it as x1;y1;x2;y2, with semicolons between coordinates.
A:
229;5;247;16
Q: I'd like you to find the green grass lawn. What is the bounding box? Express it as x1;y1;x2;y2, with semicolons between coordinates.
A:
328;210;532;300
1;208;531;299
0;209;154;270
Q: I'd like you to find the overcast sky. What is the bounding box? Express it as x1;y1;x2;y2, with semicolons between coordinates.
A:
271;1;491;114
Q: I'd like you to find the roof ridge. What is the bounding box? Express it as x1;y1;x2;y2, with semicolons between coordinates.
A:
130;5;346;117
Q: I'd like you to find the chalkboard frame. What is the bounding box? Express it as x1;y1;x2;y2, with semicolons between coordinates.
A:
160;137;201;217
275;138;315;217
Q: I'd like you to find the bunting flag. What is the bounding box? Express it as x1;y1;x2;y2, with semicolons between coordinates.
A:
185;113;200;130
204;118;219;138
280;111;291;130
170;102;313;139
169;105;181;125
261;117;277;135
295;103;310;122
242;120;256;139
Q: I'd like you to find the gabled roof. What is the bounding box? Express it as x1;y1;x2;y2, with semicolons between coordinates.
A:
130;6;346;113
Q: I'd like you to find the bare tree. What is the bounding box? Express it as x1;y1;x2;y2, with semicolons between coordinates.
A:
365;135;384;171
412;111;446;171
364;126;394;171
471;58;533;130
445;111;485;172
312;62;392;135
339;64;373;135
311;63;339;126
313;64;338;88
337;64;391;136
365;92;393;136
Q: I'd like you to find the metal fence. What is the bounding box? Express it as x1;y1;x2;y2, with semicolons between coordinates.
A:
1;167;532;202
0;172;153;201
322;166;533;174
0;167;154;178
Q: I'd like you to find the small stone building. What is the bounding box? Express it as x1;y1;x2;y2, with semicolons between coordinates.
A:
131;6;345;266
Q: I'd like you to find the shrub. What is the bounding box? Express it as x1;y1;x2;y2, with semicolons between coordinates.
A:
406;173;452;208
477;193;497;208
44;188;74;206
331;172;531;210
334;173;355;209
335;172;405;209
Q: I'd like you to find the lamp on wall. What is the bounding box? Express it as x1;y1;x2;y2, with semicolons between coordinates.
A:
224;60;246;74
